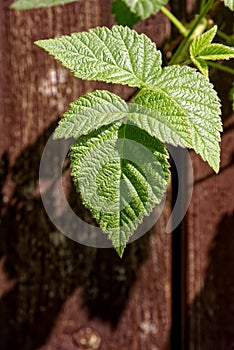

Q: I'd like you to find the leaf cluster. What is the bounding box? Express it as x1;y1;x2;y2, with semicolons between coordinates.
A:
35;25;222;255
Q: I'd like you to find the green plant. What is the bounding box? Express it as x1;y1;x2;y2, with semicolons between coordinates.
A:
11;0;234;256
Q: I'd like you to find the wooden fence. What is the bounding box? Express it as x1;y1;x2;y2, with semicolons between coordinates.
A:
0;1;233;349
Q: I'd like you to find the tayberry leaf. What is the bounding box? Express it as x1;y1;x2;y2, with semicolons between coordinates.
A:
191;57;208;76
190;26;217;57
198;44;234;60
11;0;76;10
35;25;162;88
129;90;193;148
70;122;170;257
112;0;168;24
132;66;222;172
222;0;234;10
53;90;128;139
190;26;234;76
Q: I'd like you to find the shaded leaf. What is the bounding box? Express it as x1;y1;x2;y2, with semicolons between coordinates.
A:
70;122;170;256
112;0;141;27
113;0;169;22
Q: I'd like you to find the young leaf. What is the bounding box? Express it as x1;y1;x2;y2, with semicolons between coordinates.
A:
53;90;128;139
190;26;218;57
35;25;162;88
198;44;234;61
222;0;234;11
134;66;222;172
190;26;234;76
113;0;169;23
191;58;208;76
11;0;76;10
70;122;170;257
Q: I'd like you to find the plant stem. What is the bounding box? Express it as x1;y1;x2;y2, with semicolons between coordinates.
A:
160;6;188;36
207;61;234;75
200;0;207;13
217;30;230;42
217;29;234;45
181;59;192;65
169;0;214;65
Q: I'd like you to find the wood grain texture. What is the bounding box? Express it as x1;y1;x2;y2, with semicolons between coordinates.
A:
185;13;234;346
0;1;172;350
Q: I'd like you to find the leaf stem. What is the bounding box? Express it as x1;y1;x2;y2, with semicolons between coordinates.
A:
207;61;234;75
169;0;214;65
217;30;234;45
160;6;188;36
181;59;192;65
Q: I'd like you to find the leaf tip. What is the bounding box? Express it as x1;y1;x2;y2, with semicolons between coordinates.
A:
115;245;125;258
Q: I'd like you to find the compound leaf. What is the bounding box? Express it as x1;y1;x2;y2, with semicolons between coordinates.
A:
190;26;217;57
190;26;234;76
53;90;128;139
35;25;162;88
133;66;222;172
11;0;76;10
70;122;170;257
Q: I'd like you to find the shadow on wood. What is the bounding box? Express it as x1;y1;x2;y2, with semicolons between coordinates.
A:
0;121;151;350
186;212;234;349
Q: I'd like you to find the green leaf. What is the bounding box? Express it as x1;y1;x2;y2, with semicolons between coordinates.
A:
35;25;162;88
222;0;234;10
113;0;169;22
70;122;170;257
190;26;234;76
53;90;128;139
135;66;222;172
190;26;218;57
11;0;76;10
129;90;193;148
198;44;234;60
112;0;141;27
192;58;208;76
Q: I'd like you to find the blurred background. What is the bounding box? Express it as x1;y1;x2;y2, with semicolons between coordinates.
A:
0;0;233;349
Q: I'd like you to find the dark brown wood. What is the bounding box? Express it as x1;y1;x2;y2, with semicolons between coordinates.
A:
0;2;172;350
184;5;234;347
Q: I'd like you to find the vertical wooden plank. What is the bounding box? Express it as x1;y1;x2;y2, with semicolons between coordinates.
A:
0;2;172;349
185;4;234;345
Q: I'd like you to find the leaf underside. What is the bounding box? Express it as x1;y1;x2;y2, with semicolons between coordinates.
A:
11;0;76;10
70;122;170;257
